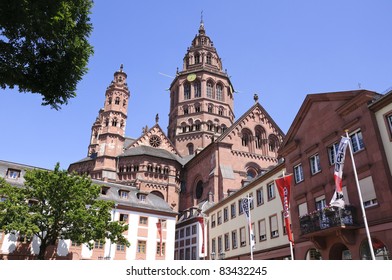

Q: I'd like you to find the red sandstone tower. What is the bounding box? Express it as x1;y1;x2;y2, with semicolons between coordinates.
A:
167;19;235;157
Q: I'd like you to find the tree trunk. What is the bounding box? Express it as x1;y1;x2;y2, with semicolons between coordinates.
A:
38;242;47;260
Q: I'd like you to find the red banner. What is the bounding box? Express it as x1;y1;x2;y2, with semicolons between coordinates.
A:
197;217;205;254
275;175;294;243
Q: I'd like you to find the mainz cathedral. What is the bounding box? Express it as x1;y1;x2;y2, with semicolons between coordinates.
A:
68;19;284;215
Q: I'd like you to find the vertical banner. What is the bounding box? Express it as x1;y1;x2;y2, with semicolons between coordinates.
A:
330;137;350;208
197;217;205;254
241;197;255;250
156;220;162;256
275;175;294;243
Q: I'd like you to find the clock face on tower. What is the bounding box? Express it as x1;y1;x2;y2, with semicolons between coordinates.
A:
149;135;162;148
187;73;196;82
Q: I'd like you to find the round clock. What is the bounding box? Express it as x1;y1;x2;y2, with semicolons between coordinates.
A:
187;73;196;82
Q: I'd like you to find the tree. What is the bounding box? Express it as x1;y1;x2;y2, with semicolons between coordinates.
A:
0;0;94;109
0;163;129;260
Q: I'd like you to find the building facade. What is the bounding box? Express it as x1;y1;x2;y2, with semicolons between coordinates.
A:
67;19;285;261
0;160;177;260
278;90;392;260
204;162;291;260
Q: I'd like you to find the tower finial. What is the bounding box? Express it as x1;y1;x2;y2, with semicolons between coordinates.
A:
199;11;205;34
120;64;124;72
254;93;259;103
155;113;159;124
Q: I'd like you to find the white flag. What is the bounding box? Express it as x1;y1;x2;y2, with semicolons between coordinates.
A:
330;137;350;208
242;197;255;249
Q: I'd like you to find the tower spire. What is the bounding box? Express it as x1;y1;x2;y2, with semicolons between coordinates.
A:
199;10;205;35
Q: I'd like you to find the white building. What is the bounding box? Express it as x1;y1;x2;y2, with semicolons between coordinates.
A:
0;160;177;260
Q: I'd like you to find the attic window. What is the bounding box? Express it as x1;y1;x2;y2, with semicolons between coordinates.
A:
119;190;129;199
7;169;20;179
137;193;147;202
101;186;110;195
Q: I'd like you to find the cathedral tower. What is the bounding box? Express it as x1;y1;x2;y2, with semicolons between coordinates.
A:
167;20;235;157
87;65;130;180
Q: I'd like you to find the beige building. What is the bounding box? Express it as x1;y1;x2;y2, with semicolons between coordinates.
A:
204;162;291;260
369;90;392;176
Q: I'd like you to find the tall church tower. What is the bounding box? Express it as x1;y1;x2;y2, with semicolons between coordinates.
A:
167;20;235;157
87;65;130;180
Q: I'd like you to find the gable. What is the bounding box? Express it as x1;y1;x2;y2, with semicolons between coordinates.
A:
217;103;285;146
126;124;181;156
279;90;378;156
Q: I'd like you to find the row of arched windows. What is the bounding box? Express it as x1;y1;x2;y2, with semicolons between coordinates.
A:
241;126;280;155
104;117;124;128
108;96;126;107
182;103;226;116
186;51;214;66
180;120;227;134
183;80;224;101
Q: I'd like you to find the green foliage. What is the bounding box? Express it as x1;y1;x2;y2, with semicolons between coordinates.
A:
0;163;129;259
0;0;94;109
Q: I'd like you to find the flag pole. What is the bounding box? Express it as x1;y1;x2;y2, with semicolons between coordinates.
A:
345;130;375;260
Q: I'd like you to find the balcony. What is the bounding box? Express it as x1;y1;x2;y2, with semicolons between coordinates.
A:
299;205;357;236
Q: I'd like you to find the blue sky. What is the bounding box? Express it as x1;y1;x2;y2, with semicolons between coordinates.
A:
1;0;391;170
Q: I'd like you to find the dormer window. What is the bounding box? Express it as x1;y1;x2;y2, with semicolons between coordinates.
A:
137;193;147;202
119;190;129;199
101;186;110;195
6;169;20;179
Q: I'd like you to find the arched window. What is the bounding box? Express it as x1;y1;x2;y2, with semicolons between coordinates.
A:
221;124;227;133
306;248;322;260
207;82;213;98
195;180;203;199
195;103;201;112
255;126;266;150
207;122;214;131
195;53;200;64
242;132;250;146
187;143;194;155
183;105;189;115
105;118;109;127
108;97;112;105
120;119;124;128
216;84;223;101
123;99;127;107
184;83;191;100
246;168;257;180
208;104;213;113
206;53;212;64
112;118;118;127
218;107;224;116
150;191;164;200
115;97;120;105
194;80;201;98
268;134;279;152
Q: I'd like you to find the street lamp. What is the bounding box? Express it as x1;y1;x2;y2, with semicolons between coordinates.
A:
210;251;216;260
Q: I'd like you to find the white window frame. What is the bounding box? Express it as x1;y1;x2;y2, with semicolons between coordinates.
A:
328;142;339;165
294;163;304;183
350;130;365;153
267;182;275;200
310;153;321;175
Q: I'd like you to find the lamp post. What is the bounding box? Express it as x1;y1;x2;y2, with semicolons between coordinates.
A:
210;251;216;260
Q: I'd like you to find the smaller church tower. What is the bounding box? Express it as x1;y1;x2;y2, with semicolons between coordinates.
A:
87;65;130;180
